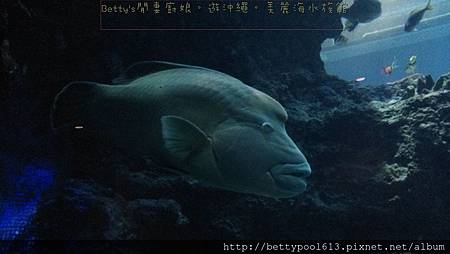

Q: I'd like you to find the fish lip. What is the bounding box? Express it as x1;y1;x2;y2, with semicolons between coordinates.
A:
269;162;311;193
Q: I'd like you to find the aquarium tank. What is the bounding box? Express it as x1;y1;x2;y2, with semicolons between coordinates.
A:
0;0;449;252
322;0;450;84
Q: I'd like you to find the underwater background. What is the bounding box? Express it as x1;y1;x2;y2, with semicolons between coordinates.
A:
0;0;449;244
322;0;450;84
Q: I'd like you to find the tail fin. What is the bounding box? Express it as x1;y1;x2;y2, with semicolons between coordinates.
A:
51;81;103;131
426;0;432;10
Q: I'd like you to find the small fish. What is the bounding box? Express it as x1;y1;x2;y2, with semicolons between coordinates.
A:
355;77;366;82
349;76;366;85
409;55;417;65
383;60;398;75
334;34;349;45
405;55;417;74
404;0;432;32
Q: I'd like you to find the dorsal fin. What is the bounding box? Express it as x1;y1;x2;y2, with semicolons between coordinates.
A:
112;61;218;84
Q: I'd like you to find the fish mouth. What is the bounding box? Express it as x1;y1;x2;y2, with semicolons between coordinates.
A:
269;162;311;193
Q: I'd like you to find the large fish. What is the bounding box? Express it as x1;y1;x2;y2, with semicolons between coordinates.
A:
52;61;312;198
404;0;432;32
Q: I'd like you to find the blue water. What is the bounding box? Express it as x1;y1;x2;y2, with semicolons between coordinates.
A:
323;33;450;85
0;158;54;240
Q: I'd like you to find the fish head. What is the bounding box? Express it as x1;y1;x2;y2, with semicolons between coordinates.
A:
211;92;311;198
160;87;311;198
383;66;392;75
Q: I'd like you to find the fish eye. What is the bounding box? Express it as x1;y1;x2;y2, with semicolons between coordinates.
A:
261;122;274;133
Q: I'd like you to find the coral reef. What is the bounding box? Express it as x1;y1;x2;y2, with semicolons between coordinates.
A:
31;73;450;240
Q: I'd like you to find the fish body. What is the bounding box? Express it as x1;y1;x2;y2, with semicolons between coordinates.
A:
404;0;432;32
383;65;393;75
52;61;311;198
405;55;417;74
382;60;398;75
355;77;366;82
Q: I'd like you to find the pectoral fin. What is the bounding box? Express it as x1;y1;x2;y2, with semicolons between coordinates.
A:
161;115;211;161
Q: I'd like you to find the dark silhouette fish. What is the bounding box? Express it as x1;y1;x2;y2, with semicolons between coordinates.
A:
405;0;432;32
382;60;398;75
